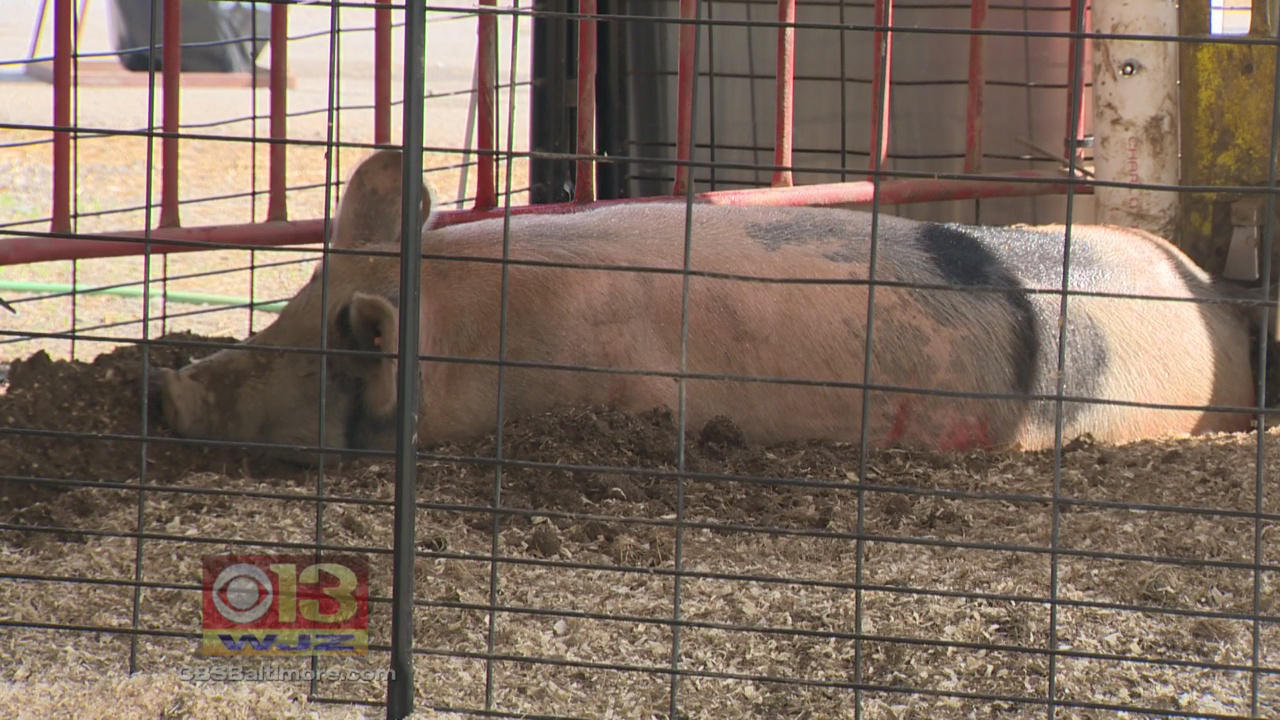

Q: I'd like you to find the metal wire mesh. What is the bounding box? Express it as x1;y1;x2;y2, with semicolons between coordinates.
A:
2;1;1279;718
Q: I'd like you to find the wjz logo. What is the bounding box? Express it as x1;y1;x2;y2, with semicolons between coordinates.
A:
201;555;369;656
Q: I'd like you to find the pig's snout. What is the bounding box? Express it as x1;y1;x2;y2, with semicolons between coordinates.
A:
149;367;197;436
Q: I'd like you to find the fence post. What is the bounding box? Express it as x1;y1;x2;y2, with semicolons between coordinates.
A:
386;0;426;716
772;0;795;187
266;2;289;222
158;0;182;228
1092;0;1178;237
52;0;71;234
574;0;597;203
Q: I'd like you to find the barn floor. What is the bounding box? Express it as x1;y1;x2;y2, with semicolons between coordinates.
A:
1;340;1278;719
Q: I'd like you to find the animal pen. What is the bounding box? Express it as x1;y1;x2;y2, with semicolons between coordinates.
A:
2;0;1280;717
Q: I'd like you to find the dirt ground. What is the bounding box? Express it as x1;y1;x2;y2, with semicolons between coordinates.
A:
2;337;1280;719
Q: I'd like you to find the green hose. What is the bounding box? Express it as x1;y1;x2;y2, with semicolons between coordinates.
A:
0;280;286;313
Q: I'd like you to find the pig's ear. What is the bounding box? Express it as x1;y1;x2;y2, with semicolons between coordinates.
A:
331;149;433;249
335;292;400;417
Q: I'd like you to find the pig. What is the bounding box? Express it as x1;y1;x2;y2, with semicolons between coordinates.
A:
152;150;1254;457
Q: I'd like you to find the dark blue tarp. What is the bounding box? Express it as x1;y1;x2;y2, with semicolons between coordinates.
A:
105;0;270;72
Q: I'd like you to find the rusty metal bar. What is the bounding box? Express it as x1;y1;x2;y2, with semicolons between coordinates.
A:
51;0;71;234
695;172;1080;208
574;0;597;203
868;0;893;174
672;0;698;194
374;3;392;144
158;0;181;228
266;2;288;221
475;0;498;211
0;171;1088;265
963;0;987;173
0;221;327;265
772;0;795;187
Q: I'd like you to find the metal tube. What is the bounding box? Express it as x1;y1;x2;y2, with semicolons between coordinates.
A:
0;220;327;265
0;171;1088;265
27;0;49;61
963;0;987;173
158;0;181;228
574;0;597;203
75;0;90;48
386;0;426;716
374;3;392;144
52;0;71;234
772;0;795;187
266;2;288;221
475;0;498;210
672;0;697;195
696;171;1078;208
1063;0;1086;165
867;0;892;174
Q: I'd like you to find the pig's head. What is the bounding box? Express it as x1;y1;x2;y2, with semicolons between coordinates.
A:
152;150;427;460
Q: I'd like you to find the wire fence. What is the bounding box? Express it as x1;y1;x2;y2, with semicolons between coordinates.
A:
2;1;1280;719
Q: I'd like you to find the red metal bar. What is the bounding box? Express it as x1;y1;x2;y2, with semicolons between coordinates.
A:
772;0;795;187
374;4;391;144
158;0;181;228
574;0;598;203
672;0;697;195
475;0;498;211
51;0;71;234
868;0;893;174
963;0;987;173
0;171;1087;265
266;2;288;221
0;220;327;265
696;171;1078;208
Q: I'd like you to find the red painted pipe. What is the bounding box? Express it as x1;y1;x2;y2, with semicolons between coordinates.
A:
868;0;893;174
772;0;795;188
374;4;391;144
158;0;181;228
697;171;1079;208
475;0;498;211
672;0;697;195
963;0;987;173
574;0;598;203
0;172;1086;265
0;220;327;265
51;0;71;234
266;2;288;221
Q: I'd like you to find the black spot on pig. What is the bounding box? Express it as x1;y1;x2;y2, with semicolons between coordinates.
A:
914;223;1040;398
746;215;855;252
1036;309;1109;426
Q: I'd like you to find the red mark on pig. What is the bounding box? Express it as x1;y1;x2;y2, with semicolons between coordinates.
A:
939;417;991;451
885;399;912;446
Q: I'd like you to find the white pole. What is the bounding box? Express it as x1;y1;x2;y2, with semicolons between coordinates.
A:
1091;0;1180;238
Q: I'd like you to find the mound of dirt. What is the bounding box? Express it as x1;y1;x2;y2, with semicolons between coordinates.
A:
0;334;254;511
